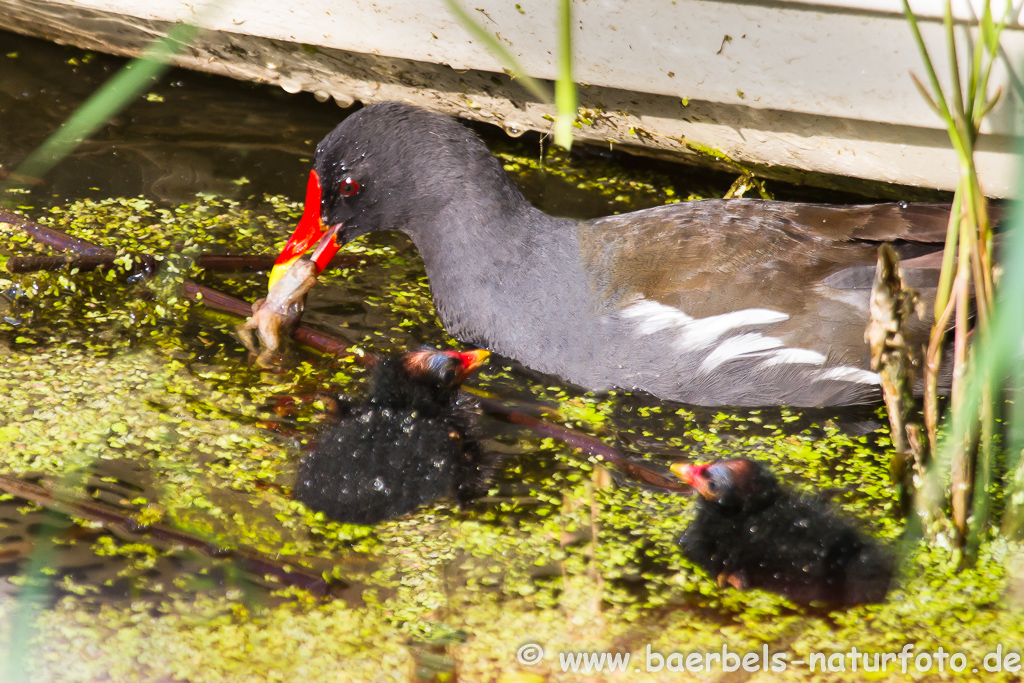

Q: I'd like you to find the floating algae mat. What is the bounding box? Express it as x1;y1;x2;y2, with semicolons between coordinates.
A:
1;193;1023;681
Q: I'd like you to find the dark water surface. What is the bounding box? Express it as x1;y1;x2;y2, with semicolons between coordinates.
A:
2;28;1010;683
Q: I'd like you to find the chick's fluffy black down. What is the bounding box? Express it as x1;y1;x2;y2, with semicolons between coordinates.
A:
294;353;481;525
680;459;894;605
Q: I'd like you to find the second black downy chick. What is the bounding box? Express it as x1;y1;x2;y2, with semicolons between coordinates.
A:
295;347;489;525
671;458;895;605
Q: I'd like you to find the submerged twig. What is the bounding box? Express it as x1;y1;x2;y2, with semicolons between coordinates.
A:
6;245;359;276
0;474;333;596
182;281;351;356
6;250;360;276
476;396;690;493
2;210;355;275
461;387;566;423
3;209;350;356
0;208;112;256
6;254;156;275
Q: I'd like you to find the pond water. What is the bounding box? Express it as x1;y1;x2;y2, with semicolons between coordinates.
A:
1;28;1023;683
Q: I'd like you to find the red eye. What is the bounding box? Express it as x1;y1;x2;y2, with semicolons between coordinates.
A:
339;177;360;196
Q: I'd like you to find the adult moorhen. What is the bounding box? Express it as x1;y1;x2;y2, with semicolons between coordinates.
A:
295;347;489;525
672;457;895;605
270;102;952;407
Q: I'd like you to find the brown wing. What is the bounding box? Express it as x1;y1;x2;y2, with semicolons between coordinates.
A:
579;199;949;314
578;199;949;363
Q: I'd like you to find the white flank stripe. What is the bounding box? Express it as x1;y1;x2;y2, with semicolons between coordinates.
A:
621;300;878;387
620;300;692;335
700;333;784;372
677;309;789;350
762;348;827;367
817;366;881;384
622;300;789;351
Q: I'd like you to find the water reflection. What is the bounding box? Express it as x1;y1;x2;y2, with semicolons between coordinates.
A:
0;30;342;203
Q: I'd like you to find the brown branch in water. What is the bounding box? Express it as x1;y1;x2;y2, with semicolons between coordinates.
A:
195;254;279;271
182;280;350;356
460;387;566;423
198;253;363;271
6;254;280;274
2;210;352;356
181;280;254;317
0;209;112;256
7;254;157;275
0;474;332;596
0;169;46;188
6;252;364;276
2;209;360;275
475;395;691;493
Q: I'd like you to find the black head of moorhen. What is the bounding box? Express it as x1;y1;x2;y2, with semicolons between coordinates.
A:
294;347;489;525
671;457;895;605
271;101;954;407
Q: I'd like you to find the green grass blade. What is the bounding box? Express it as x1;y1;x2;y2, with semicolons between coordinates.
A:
443;0;553;105
973;4;1008;123
943;0;968;127
11;23;200;185
968;23;983;119
553;0;577;150
977;87;1002;119
934;192;961;318
2;513;66;683
902;0;955;126
910;72;944;116
979;0;1002;52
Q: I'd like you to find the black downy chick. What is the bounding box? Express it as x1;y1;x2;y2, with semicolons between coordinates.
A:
671;458;895;605
295;347;489;525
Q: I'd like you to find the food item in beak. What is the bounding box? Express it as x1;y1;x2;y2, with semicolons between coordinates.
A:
236;258;318;367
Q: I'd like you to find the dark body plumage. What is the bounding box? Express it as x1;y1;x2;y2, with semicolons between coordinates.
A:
294;348;487;525
276;102;961;407
673;458;895;605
